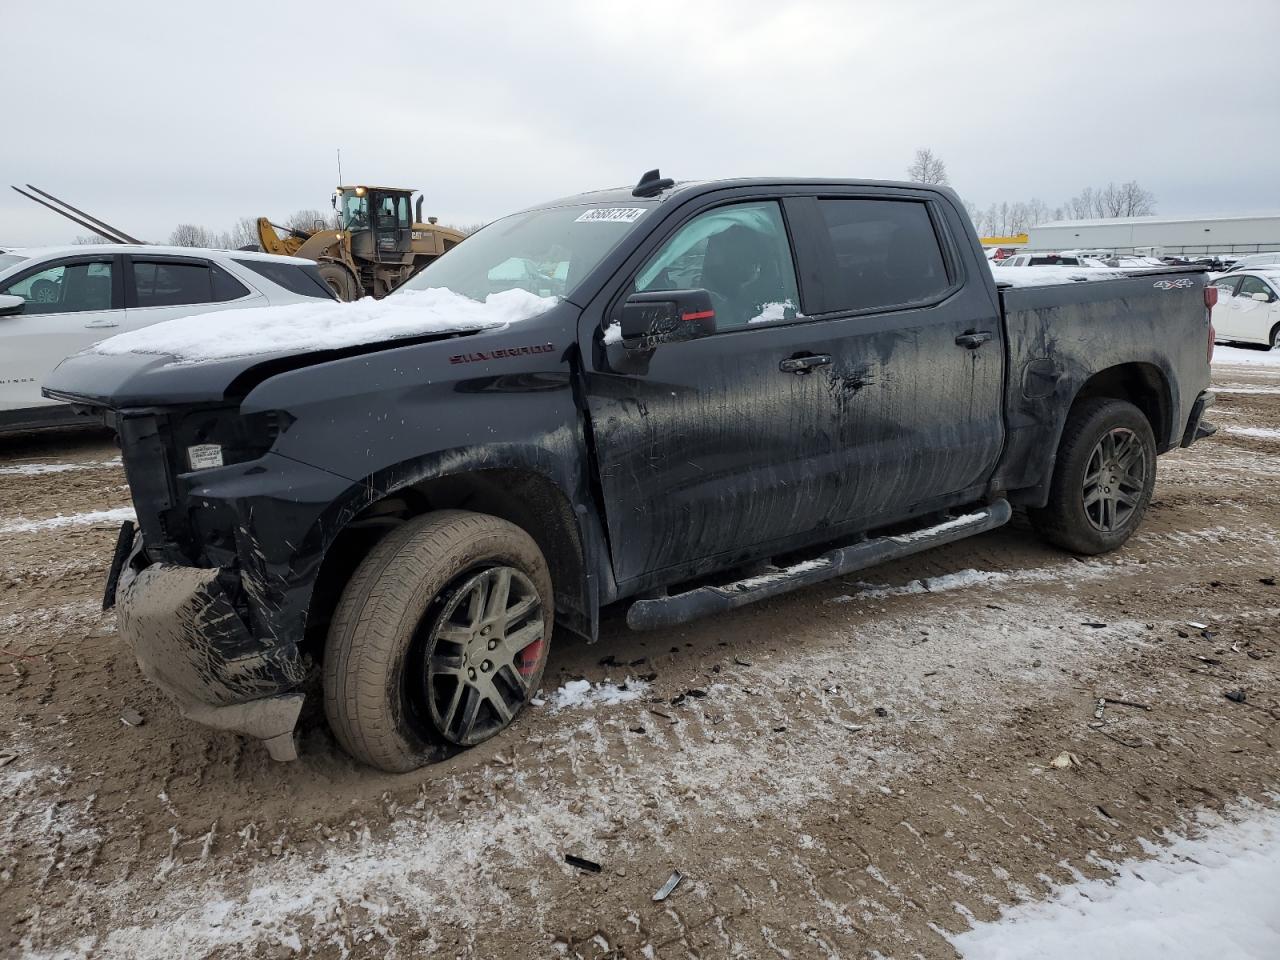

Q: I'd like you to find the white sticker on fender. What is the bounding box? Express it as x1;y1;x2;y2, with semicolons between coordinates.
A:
574;208;648;224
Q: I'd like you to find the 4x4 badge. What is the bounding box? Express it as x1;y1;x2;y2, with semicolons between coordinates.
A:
1153;278;1193;289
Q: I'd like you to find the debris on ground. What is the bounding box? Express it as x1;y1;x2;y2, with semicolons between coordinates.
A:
1050;752;1082;769
120;708;145;727
1224;689;1248;703
564;854;602;873
0;750;17;768
653;870;683;902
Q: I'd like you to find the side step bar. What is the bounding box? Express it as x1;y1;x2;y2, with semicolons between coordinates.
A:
626;500;1012;631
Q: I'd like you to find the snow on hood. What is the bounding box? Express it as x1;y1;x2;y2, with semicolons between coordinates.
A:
89;287;559;363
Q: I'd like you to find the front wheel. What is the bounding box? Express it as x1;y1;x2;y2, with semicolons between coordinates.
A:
1269;323;1280;351
317;262;359;301
323;511;552;772
1029;398;1156;555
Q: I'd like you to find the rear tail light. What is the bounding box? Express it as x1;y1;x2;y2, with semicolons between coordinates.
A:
1205;285;1217;363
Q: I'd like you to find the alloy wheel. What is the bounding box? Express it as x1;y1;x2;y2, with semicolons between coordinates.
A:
1082;427;1146;533
422;566;546;746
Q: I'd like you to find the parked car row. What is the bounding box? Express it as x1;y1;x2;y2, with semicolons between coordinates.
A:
0;245;336;432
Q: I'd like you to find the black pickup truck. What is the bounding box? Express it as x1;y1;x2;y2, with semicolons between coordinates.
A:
45;171;1217;771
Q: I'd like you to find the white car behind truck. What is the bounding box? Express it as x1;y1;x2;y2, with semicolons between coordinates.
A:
1210;269;1280;349
0;245;337;432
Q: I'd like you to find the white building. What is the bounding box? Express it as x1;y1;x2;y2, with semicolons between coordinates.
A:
1026;214;1280;256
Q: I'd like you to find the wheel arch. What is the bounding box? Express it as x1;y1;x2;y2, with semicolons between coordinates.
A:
1069;361;1173;452
301;459;599;664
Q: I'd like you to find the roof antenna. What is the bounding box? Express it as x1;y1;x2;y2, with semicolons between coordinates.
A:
633;168;674;198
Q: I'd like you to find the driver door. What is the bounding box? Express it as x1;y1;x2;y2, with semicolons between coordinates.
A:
0;254;122;411
582;198;841;586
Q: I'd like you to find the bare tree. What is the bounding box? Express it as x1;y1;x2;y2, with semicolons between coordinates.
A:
907;148;948;185
73;233;115;244
168;223;219;247
285;209;335;233
227;216;260;250
1065;181;1155;219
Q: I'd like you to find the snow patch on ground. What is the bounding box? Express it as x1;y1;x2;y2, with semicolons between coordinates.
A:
0;457;121;477
1214;345;1280;367
549;677;650;711
0;507;135;535
89;287;558;363
1225;425;1280;441
951;800;1280;960
1211;385;1280;395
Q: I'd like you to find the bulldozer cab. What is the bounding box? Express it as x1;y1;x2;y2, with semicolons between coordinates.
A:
334;186;412;263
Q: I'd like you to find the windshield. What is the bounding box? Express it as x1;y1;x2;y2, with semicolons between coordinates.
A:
339;192;369;232
0;253;28;272
401;202;655;301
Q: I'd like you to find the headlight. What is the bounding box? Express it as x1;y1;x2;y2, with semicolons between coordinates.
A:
174;408;290;473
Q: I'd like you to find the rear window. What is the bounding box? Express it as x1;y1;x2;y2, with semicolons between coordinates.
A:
133;260;246;307
234;258;337;300
817;199;951;312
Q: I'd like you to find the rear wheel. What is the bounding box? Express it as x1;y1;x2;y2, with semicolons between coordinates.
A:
1269;323;1280;351
317;262;358;301
323;511;552;772
1029;398;1156;555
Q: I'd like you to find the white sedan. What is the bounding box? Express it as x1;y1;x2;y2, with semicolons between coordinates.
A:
1210;269;1280;350
0;245;336;432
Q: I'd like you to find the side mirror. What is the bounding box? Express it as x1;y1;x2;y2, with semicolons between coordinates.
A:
618;289;716;351
0;294;24;317
1252;291;1271;303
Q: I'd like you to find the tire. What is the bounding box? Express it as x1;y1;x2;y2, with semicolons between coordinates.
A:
1269;323;1280;351
317;262;358;301
323;511;553;772
1029;398;1156;555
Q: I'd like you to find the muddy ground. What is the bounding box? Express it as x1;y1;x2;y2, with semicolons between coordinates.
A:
2;356;1278;959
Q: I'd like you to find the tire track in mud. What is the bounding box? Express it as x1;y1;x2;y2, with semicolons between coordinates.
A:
3;373;1280;958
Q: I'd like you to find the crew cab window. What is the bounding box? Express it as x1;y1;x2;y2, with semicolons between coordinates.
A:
133;260;246;307
817;199;950;312
1237;276;1272;301
1;260;112;314
634;201;801;328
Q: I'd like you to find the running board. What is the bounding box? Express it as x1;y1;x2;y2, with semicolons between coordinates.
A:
625;500;1012;631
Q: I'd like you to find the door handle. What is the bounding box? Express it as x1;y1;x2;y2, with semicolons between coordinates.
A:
779;354;832;374
84;321;119;328
955;331;993;349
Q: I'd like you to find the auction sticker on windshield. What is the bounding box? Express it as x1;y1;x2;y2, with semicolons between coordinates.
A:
574;208;647;224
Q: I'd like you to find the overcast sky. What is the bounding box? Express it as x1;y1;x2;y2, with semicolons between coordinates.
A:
3;0;1278;246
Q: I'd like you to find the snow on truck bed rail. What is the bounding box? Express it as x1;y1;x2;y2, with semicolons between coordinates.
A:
989;264;1130;287
89;287;558;363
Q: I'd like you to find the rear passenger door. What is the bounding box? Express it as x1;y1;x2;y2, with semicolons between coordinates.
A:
787;193;1005;527
124;255;261;332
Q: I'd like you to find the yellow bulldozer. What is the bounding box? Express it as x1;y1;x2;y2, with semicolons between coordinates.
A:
257;185;466;300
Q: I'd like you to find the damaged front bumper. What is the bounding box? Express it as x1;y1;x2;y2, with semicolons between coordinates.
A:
111;531;307;761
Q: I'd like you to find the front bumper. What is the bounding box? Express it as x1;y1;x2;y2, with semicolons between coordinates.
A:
1180;390;1216;447
114;537;307;761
